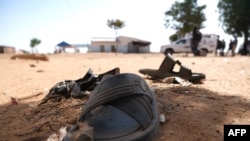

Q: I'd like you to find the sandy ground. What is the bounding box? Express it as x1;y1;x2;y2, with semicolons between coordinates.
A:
0;53;250;141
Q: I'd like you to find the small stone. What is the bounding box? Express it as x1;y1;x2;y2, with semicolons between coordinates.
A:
29;64;36;67
44;88;48;92
216;130;220;134
159;113;166;123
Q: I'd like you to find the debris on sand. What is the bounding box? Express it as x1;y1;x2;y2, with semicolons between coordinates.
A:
161;76;192;86
29;64;36;67
36;69;45;73
10;54;49;61
40;67;120;105
2;92;20;105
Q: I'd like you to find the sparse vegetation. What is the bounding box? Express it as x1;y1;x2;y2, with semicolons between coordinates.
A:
30;38;41;53
107;19;125;53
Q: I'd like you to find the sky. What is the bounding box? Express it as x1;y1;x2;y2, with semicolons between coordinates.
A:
0;0;243;53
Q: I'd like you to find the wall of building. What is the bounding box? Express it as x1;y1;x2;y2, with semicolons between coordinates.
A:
90;41;125;52
90;36;151;53
0;46;16;54
78;47;88;53
140;45;150;53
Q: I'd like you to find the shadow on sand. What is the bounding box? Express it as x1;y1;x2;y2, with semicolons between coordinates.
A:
154;86;250;141
0;94;88;141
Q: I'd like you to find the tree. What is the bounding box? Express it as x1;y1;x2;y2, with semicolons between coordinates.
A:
107;19;125;53
217;0;250;55
164;0;206;38
30;38;41;53
169;33;178;43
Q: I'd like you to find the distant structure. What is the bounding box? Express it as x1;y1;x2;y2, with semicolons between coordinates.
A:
55;41;75;53
55;41;89;53
90;36;151;53
71;44;89;53
0;45;16;54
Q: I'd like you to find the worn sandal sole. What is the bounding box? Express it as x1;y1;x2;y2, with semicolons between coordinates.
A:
78;73;159;141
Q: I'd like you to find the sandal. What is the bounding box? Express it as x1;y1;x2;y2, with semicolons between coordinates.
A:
64;73;159;141
139;54;205;82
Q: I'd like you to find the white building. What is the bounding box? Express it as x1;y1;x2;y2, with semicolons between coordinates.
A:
90;36;151;53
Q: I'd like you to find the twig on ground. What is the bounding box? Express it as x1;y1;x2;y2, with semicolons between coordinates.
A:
19;92;44;101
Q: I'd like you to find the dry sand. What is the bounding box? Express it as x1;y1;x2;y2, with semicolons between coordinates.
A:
0;53;250;141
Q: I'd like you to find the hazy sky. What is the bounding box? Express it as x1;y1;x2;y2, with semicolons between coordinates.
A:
0;0;241;53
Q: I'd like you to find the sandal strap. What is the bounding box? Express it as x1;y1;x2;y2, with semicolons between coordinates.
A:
159;54;181;72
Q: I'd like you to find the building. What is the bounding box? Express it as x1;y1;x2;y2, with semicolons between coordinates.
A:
0;46;16;54
90;36;151;53
55;41;89;53
55;41;76;53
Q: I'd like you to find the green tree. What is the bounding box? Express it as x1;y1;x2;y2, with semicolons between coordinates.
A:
164;0;206;38
30;38;41;53
169;33;178;43
107;19;125;53
217;0;250;55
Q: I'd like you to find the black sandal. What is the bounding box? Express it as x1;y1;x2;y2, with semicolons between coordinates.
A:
64;73;159;141
139;54;205;82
